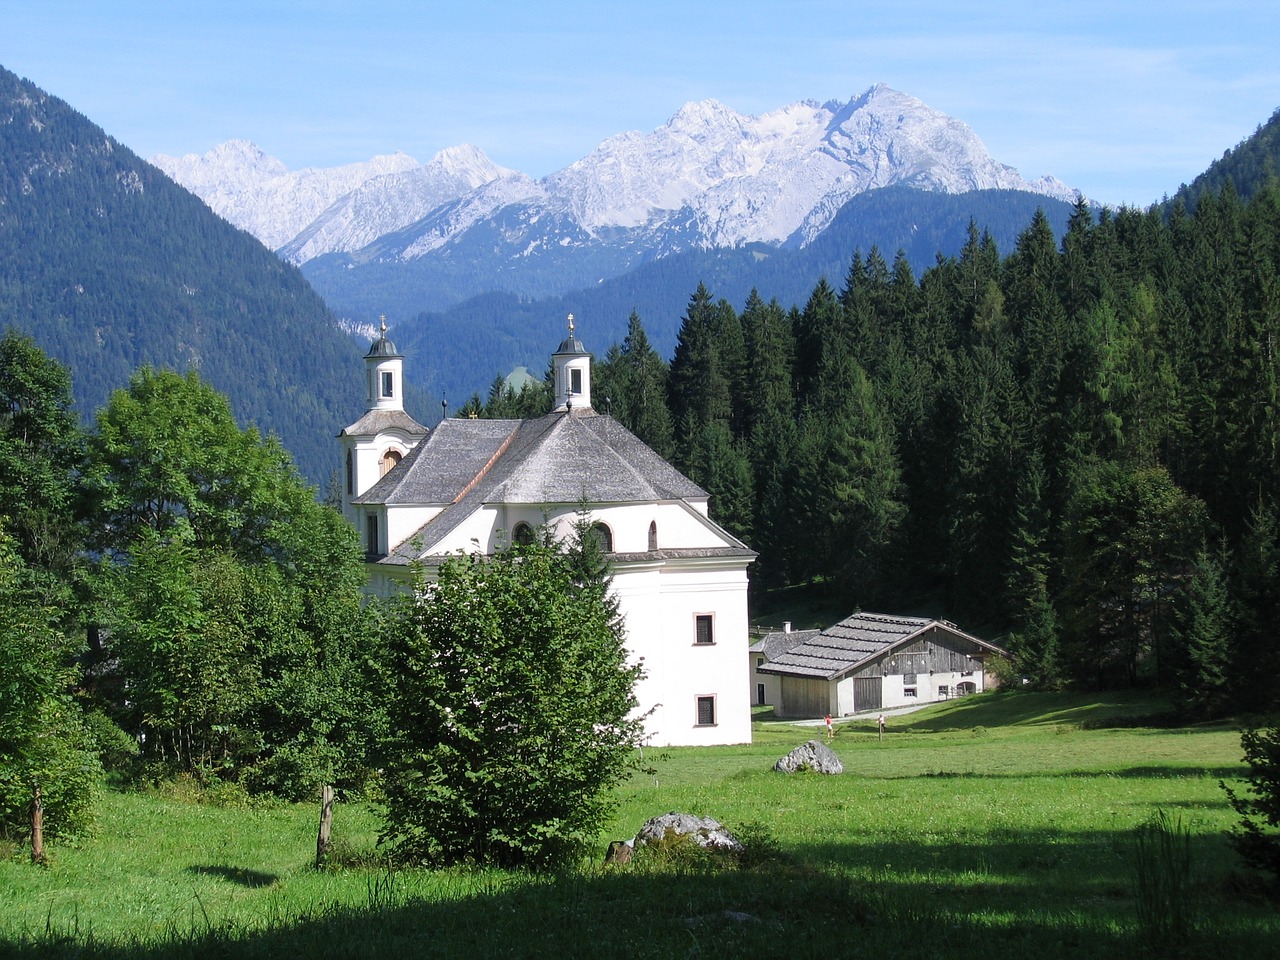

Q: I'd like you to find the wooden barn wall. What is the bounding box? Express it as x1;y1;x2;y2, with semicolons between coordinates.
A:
847;628;985;681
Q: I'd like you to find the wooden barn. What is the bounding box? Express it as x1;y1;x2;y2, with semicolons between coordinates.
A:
750;612;1007;719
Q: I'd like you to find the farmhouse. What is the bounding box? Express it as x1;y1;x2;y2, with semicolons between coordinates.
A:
338;317;757;747
751;612;1007;718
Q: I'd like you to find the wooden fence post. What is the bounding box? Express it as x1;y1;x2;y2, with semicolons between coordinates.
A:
31;783;45;865
316;783;334;868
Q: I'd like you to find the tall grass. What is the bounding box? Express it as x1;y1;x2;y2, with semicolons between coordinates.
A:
1133;809;1196;955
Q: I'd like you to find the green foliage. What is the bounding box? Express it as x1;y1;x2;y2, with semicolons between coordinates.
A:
1063;463;1208;686
1223;726;1280;886
0;530;101;843
0;331;84;578
1170;547;1234;718
85;369;376;799
380;534;646;869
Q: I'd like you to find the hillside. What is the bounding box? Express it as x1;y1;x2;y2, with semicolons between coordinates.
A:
1166;105;1280;212
0;65;365;484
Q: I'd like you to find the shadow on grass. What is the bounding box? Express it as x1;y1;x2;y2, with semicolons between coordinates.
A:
185;865;279;888
6;825;1278;960
910;765;1243;781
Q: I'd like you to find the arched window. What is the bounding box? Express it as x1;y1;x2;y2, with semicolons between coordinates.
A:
648;520;658;551
380;448;402;477
512;522;535;546
589;521;613;553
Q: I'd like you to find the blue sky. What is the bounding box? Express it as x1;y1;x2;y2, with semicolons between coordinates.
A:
4;1;1278;206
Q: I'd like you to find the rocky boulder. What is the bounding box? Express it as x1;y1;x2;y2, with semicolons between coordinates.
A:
634;812;744;852
774;739;843;774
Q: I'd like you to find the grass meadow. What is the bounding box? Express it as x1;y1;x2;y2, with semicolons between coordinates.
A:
1;689;1277;958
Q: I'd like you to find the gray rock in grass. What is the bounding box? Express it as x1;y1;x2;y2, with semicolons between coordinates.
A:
774;739;843;774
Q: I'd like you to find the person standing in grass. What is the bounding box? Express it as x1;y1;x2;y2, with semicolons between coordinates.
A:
825;715;834;740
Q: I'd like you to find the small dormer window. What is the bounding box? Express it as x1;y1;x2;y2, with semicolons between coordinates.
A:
380;449;402;476
381;371;394;399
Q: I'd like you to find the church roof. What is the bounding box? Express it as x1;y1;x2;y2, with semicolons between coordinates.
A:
555;333;587;355
757;612;1002;681
357;410;732;564
365;335;401;358
337;408;429;438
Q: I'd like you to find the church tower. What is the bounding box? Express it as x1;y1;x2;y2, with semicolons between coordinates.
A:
337;317;428;528
552;313;592;413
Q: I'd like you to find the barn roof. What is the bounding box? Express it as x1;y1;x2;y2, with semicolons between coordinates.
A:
756;612;1004;681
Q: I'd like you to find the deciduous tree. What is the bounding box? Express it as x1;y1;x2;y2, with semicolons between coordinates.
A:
380;530;645;869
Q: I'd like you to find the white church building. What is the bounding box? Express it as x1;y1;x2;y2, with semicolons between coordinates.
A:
338;317;756;746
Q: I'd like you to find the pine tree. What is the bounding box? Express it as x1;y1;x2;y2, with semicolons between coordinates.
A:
1171;546;1234;718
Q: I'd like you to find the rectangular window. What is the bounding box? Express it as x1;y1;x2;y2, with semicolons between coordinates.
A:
366;514;379;554
381;371;394;398
695;614;714;645
696;695;717;726
756;683;765;706
570;368;582;395
903;687;917;698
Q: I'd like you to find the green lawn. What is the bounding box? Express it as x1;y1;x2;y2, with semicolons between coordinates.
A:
2;690;1276;959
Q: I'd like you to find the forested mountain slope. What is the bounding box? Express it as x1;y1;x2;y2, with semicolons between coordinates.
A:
0;65;362;483
1167;106;1280;212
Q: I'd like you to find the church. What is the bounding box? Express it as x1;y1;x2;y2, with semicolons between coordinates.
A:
338;317;756;746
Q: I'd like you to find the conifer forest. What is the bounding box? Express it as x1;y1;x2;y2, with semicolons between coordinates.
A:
477;186;1280;711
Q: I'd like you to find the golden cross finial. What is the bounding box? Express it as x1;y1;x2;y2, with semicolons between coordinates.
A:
567;313;575;334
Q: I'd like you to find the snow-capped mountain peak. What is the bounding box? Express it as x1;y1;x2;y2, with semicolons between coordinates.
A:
154;85;1078;266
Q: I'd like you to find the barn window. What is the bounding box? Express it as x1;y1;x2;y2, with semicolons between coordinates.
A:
694;614;714;645
696;695;717;726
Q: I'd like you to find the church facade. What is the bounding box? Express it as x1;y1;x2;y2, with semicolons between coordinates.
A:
338;319;756;746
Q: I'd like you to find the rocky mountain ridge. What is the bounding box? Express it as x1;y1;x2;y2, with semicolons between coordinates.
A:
152;84;1077;273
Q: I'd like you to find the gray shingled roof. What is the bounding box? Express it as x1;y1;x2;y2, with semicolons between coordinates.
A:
338;408;429;439
749;629;820;660
758;612;998;681
362;410;749;565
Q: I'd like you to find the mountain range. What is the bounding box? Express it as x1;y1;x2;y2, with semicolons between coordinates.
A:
152;84;1079;331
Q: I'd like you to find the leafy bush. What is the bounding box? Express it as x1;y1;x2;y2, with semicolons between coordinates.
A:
380;532;646;869
1222;725;1280;885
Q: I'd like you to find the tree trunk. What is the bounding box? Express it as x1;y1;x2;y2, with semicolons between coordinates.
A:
30;783;45;865
315;783;334;868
